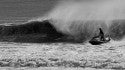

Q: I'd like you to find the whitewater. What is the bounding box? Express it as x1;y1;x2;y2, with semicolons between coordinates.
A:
0;0;125;70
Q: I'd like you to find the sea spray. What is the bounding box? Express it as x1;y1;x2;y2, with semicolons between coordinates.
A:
31;0;125;42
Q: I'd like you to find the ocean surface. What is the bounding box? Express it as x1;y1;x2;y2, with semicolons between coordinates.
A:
0;0;57;24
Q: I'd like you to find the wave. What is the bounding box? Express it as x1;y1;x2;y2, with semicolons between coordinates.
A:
0;19;125;43
0;20;65;43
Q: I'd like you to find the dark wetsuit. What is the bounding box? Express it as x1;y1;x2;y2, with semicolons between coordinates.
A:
99;28;105;41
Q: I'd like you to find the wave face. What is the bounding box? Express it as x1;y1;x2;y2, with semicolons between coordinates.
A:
109;20;125;40
0;20;65;43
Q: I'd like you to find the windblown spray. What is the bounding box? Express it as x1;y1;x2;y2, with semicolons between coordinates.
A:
34;0;125;42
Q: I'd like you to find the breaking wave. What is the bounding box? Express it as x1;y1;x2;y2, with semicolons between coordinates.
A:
29;0;125;42
0;0;125;43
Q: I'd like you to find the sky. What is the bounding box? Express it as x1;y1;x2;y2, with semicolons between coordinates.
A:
0;0;57;23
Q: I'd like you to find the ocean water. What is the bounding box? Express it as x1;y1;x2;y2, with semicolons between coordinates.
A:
0;0;57;23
